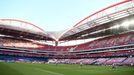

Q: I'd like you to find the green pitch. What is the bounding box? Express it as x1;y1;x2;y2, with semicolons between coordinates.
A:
0;62;134;75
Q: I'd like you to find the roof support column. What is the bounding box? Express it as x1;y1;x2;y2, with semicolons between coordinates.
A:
55;41;58;46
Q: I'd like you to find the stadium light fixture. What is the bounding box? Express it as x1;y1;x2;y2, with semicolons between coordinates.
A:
121;20;130;28
110;24;120;29
130;19;134;25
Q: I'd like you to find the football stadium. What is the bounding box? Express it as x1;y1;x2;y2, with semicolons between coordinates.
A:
0;0;134;75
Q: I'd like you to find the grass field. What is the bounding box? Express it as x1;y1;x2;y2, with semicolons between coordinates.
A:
0;62;134;75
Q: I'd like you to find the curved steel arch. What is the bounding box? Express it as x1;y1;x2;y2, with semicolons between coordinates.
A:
59;0;133;40
0;18;45;32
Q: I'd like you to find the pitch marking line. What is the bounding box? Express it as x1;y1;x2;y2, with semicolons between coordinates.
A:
35;68;64;75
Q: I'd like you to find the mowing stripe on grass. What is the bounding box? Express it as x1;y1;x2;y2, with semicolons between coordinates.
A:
35;68;64;75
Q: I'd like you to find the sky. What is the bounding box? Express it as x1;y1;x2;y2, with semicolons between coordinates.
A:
0;0;123;31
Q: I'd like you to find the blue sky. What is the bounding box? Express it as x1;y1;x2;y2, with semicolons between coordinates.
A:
0;0;122;31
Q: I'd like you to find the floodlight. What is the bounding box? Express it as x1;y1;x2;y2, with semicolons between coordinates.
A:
121;20;130;27
111;24;120;29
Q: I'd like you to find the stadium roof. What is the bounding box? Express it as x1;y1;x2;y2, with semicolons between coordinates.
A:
58;0;134;40
0;0;134;41
0;19;54;40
